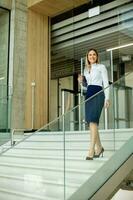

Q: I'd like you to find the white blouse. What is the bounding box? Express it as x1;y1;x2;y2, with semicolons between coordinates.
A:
83;63;110;100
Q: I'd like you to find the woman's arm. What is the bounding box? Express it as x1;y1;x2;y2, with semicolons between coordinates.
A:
78;75;87;87
101;65;110;108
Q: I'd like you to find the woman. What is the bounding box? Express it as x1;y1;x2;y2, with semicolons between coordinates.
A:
78;49;110;160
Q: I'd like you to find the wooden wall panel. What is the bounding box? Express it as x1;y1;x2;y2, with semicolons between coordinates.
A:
25;9;49;129
28;0;89;17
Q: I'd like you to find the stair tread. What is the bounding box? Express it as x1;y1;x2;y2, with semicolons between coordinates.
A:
11;146;119;150
0;173;80;187
0;161;98;173
0;129;132;200
0;187;59;200
21;138;131;142
36;128;133;134
2;153;111;160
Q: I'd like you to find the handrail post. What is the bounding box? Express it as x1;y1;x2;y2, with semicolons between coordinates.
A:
61;90;65;115
104;108;108;129
80;57;84;97
31;81;35;130
8;86;13;146
104;49;113;130
61;90;66;200
78;93;81;131
11;129;14;146
110;50;113;83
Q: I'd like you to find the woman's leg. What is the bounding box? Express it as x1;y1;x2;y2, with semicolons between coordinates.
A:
95;131;103;154
88;122;98;157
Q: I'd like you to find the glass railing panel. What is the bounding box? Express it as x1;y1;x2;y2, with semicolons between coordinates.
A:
3;115;65;199
33;115;65;199
38;116;63;133
1;73;132;199
112;73;133;154
105;72;133;130
63;72;133;199
61;89;75;112
63;89;113;199
113;72;133;129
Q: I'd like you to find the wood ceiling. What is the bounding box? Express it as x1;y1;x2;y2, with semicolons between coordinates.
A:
28;0;89;17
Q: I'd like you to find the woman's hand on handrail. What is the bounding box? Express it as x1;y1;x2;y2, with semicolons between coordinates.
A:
78;74;84;84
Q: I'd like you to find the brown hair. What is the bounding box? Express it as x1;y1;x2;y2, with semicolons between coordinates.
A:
85;48;99;68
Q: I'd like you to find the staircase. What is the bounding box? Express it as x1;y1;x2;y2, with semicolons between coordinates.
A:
0;129;132;200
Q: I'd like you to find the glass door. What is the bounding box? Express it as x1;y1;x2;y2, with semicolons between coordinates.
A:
0;7;11;145
107;44;133;128
106;4;133;129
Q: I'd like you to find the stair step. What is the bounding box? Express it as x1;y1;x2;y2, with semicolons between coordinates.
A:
37;129;133;135
0;154;108;170
0;162;96;184
0;129;132;199
30;131;133;141
15;140;126;150
0;187;60;200
7;147;115;157
24;138;131;142
0;174;78;199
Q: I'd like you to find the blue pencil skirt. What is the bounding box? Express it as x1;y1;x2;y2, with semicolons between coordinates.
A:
85;85;105;125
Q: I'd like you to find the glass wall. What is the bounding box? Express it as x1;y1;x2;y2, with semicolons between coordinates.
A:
50;0;133;128
0;7;10;145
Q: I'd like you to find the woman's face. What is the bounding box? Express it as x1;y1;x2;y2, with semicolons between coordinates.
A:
87;50;97;64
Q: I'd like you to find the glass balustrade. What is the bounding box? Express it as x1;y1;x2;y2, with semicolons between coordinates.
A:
36;72;133;199
0;72;132;199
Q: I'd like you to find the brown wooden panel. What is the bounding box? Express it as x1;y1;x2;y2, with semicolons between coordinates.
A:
25;9;49;129
28;0;89;17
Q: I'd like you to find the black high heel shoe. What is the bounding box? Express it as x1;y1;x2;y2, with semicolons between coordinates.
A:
86;156;93;160
86;150;94;160
94;147;104;158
